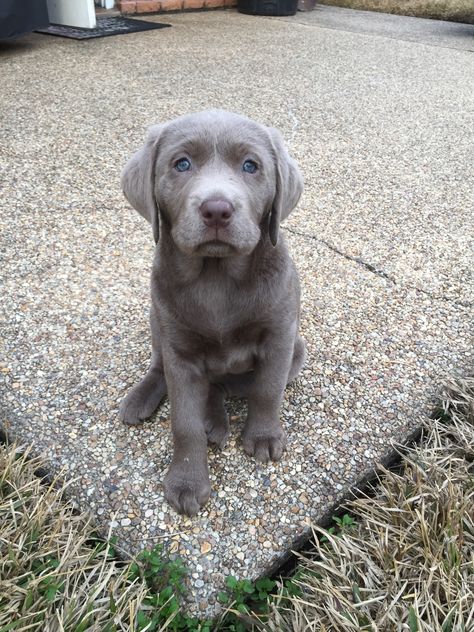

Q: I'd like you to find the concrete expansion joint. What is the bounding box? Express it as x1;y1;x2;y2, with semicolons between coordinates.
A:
283;226;472;310
261;14;474;54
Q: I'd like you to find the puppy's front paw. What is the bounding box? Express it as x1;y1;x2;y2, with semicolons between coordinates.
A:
163;465;211;517
242;427;287;462
204;414;230;449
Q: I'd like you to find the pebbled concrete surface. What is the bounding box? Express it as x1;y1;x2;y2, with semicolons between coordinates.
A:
1;6;473;616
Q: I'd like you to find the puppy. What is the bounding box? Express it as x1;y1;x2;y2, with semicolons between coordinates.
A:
120;110;305;516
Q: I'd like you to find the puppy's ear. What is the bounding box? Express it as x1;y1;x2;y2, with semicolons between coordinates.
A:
121;124;165;244
266;127;303;246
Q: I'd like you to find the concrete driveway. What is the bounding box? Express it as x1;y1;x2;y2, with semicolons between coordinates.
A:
1;6;473;615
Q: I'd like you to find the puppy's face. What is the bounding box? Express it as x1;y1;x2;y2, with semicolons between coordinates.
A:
121;110;303;254
156;113;276;257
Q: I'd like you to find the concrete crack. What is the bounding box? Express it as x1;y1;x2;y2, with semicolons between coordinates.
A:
284;225;396;283
283;226;472;309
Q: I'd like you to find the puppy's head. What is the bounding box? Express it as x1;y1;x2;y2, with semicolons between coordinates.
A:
122;110;303;256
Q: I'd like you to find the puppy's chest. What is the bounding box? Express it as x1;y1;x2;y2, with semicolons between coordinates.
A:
203;322;265;376
176;274;257;335
175;287;265;376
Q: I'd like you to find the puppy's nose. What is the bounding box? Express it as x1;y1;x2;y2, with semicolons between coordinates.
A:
199;198;234;229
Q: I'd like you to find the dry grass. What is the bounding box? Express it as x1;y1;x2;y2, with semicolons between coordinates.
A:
0;447;161;631
317;0;474;24
263;376;474;631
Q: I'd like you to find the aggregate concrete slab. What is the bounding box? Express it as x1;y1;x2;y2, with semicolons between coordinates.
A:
275;7;474;305
1;8;472;616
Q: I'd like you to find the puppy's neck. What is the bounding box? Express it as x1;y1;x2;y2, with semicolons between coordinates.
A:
162;247;257;285
156;228;271;286
202;254;255;282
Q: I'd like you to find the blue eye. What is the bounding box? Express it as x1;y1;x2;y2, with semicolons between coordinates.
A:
242;160;258;174
175;157;191;172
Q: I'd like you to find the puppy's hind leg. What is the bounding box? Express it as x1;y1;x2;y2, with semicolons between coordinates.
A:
204;384;230;449
120;305;168;426
119;347;167;426
287;336;306;384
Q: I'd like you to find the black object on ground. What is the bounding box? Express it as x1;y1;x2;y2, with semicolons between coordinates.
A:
1;0;49;38
237;0;298;16
35;16;171;40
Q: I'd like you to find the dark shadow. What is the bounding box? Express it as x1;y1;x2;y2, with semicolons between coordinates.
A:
0;37;36;56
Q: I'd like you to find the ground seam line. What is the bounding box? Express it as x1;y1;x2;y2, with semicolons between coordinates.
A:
262;16;474;54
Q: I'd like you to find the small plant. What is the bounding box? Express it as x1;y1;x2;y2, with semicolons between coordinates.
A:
321;512;357;542
220;575;276;609
216;572;307;630
32;556;64;603
128;544;212;631
217;576;276;630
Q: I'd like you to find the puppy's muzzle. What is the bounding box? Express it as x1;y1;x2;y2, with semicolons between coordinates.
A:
199;198;234;230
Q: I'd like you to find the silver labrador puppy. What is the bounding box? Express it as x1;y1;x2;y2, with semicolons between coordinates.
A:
119;110;306;516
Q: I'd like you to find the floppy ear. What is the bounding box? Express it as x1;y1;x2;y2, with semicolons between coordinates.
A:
121;124;165;244
266;127;304;246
